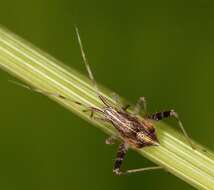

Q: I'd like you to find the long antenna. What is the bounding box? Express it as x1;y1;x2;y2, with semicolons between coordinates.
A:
9;80;84;107
75;26;99;95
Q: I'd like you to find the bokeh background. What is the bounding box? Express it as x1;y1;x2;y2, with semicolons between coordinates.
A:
0;1;213;190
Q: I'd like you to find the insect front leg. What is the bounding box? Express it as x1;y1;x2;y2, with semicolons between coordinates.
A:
113;143;128;175
113;143;162;175
111;92;122;105
133;97;147;115
111;92;130;111
148;110;195;149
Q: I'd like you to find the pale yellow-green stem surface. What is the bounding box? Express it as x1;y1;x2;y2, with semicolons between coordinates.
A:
0;26;213;190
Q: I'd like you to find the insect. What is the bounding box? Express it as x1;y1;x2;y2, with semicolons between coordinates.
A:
11;27;194;175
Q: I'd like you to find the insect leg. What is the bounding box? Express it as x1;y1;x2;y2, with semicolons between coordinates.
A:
105;136;117;145
111;92;123;108
148;110;195;149
110;92;130;111
113;143;162;175
111;92;122;104
133;97;147;115
124;166;162;175
113;143;128;175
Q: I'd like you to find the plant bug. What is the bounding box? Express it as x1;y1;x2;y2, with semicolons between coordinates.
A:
10;27;195;176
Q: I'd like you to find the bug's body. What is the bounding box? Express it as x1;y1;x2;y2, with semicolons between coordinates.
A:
103;107;158;148
12;27;194;176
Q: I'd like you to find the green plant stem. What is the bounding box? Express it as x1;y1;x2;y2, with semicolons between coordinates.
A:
0;26;213;190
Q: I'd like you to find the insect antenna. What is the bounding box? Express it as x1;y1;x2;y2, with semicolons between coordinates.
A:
75;26;98;94
75;26;111;107
8;80;90;108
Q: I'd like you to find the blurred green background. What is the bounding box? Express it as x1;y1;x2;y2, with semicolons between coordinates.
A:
0;0;213;190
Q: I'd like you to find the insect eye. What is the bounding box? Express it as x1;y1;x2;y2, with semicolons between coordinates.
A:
149;127;155;133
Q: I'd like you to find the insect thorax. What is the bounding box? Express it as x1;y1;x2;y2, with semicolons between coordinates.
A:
103;107;159;148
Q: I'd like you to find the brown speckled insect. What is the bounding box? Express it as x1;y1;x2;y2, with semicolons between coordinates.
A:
12;27;194;175
74;27;194;175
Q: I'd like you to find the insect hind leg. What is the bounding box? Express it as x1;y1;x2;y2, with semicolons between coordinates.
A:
148;110;195;149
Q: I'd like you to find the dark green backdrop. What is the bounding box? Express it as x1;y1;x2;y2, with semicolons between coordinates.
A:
0;1;213;190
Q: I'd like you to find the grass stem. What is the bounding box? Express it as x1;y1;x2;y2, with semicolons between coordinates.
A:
0;26;213;190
